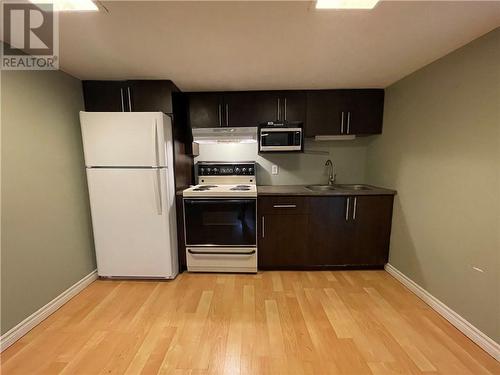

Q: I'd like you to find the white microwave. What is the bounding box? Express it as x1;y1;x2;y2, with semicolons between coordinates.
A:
259;123;304;152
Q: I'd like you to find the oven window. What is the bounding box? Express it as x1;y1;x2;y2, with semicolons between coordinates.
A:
261;131;291;147
184;199;256;246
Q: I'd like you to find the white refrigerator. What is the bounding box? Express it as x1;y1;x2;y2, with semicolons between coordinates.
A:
80;112;178;279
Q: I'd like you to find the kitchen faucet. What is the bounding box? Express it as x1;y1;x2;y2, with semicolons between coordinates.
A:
325;159;336;185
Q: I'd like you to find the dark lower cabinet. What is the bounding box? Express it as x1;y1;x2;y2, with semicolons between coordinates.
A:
349;195;393;266
258;195;394;269
258;196;309;269
259;213;309;269
307;197;351;266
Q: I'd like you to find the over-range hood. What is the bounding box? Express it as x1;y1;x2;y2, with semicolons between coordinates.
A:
314;135;356;141
192;127;257;144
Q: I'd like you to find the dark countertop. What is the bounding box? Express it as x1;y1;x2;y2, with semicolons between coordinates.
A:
257;184;396;196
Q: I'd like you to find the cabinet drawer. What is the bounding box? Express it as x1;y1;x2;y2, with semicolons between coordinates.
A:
259;196;308;214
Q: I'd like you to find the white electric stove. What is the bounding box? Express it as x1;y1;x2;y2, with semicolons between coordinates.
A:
182;162;257;273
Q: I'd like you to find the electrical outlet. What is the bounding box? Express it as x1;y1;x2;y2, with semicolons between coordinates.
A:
271;165;279;175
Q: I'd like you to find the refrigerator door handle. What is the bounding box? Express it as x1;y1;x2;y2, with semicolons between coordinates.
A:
154;120;160;167
154;169;163;215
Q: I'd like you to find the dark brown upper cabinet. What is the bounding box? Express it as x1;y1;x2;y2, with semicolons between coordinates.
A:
306;90;347;137
223;91;279;127
305;89;384;137
82;80;179;114
187;92;223;128
187;91;307;128
82;81;128;112
345;89;385;135
128;80;179;114
276;91;306;123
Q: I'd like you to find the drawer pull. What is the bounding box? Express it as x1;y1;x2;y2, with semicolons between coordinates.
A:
273;204;297;208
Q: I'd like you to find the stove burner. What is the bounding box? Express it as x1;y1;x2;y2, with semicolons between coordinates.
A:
192;185;218;191
230;185;251;191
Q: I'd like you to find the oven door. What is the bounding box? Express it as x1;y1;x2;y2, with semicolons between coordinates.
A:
259;127;302;151
184;199;257;247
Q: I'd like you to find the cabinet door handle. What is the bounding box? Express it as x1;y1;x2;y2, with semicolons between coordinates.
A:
262;216;265;238
347;111;351;134
345;197;350;221
127;87;132;112
352;197;357;220
218;104;222;127
273;204;296;208
284;97;287;121
277;98;281;121
341;112;345;134
120;88;125;112
225;104;229;126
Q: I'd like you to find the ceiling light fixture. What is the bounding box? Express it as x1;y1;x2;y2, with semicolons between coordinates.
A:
29;0;98;12
315;0;380;9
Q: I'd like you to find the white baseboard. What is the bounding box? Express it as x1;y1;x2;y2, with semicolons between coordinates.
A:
385;263;500;361
1;270;98;352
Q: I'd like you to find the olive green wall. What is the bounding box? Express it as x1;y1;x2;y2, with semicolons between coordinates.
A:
1;70;96;335
366;28;500;342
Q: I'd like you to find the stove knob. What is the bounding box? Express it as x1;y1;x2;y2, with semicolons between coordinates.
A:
206;168;211;174
242;168;247;174
235;167;241;174
249;167;254;174
213;167;219;174
200;168;205;175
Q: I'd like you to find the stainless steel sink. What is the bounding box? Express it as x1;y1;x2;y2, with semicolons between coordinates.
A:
335;184;372;191
306;185;337;191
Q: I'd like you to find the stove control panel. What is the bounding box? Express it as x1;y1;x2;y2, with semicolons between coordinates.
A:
197;162;256;176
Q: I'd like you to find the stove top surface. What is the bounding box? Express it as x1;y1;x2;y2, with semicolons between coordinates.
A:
183;184;257;197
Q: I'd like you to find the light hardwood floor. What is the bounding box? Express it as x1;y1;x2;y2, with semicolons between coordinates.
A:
1;271;499;374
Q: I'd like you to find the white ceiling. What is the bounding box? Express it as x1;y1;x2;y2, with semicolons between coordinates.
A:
58;1;500;91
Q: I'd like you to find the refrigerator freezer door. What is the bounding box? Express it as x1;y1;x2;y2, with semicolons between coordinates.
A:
80;112;168;167
86;168;178;278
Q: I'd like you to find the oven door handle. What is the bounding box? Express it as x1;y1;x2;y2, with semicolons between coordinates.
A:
188;249;256;255
184;199;256;204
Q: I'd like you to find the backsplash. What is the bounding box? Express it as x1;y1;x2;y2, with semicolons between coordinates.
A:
194;138;372;185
